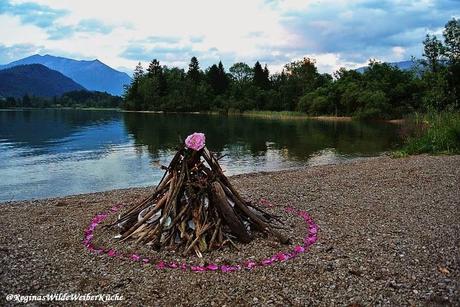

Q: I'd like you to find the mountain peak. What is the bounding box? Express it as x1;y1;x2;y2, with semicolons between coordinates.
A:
0;54;131;96
355;60;416;73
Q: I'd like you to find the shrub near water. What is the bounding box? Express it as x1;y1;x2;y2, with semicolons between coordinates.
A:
399;112;460;155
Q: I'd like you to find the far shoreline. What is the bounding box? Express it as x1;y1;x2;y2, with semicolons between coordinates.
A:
0;107;405;124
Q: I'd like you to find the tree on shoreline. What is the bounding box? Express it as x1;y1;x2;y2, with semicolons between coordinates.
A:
120;18;459;118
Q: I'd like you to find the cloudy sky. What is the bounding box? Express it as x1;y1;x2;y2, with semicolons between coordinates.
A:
0;0;458;75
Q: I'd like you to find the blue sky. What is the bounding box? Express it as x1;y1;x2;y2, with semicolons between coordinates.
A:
0;0;458;74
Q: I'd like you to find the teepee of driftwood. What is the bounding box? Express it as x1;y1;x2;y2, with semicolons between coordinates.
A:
112;145;289;257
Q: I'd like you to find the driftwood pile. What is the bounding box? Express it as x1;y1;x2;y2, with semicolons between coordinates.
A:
113;146;289;257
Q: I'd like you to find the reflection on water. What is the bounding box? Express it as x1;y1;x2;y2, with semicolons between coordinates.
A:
0;109;402;202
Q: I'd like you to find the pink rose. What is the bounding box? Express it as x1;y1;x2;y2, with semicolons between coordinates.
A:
185;133;206;151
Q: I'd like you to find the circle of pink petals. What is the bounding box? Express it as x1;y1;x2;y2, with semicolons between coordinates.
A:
83;201;318;273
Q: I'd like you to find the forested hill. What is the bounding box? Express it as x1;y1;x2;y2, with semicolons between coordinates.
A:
0;54;131;96
0;64;86;98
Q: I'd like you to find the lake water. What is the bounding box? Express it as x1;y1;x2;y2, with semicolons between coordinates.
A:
0;109;403;202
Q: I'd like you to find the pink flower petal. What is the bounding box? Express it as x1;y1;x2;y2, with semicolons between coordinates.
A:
245;261;257;269
131;254;140;261
304;236;317;246
155;261;165;269
191;266;206;272
168;262;178;269
276;252;289;262
107;249;117;257
309;226;318;234
293;245;305;253
262;258;274;266
206;264;219;271
220;265;229;272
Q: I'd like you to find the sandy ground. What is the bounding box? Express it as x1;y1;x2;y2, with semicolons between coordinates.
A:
0;155;459;306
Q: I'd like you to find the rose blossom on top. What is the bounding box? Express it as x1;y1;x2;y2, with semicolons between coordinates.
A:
185;133;206;151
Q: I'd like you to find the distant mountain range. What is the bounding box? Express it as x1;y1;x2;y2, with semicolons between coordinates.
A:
355;60;416;73
0;54;131;96
0;64;86;98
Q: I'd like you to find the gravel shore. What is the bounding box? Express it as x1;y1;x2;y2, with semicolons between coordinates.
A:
1;155;459;306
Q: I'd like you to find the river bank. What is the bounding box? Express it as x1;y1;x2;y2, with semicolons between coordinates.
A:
0;155;458;306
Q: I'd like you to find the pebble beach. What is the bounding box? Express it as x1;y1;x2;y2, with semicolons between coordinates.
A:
0;154;459;306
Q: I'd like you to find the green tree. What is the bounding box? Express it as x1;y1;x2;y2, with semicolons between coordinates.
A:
217;61;229;93
263;65;270;89
124;62;145;110
133;62;144;80
22;94;31;107
187;56;201;83
147;59;161;77
206;64;220;93
253;61;269;89
229;62;252;83
443;18;460;108
147;59;167;97
284;57;319;92
206;61;229;95
443;18;460;63
422;34;443;73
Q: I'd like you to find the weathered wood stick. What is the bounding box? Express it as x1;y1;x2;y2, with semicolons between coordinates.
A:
120;172;172;218
211;181;251;243
209;218;221;248
182;224;211;255
135;224;155;243
220;180;290;244
121;223;147;242
164;205;189;231
120;194;167;240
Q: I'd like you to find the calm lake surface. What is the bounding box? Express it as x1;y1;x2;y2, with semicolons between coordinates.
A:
0;109;403;202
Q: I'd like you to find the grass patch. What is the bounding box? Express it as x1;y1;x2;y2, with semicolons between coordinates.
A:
236;110;352;121
240;110;307;119
395;112;460;156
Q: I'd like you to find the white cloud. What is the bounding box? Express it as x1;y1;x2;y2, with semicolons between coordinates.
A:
3;0;297;70
0;15;48;44
391;46;406;60
1;0;457;73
